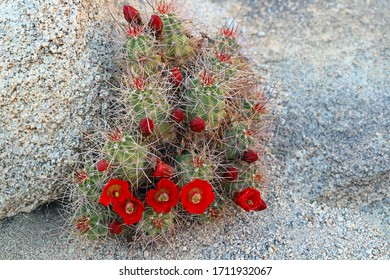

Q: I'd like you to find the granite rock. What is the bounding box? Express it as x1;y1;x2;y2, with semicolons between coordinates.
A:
0;0;117;218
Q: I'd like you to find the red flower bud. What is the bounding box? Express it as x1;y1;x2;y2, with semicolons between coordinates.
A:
123;5;142;26
139;117;154;137
224;167;238;181
153;159;176;179
96;159;109;172
242;150;258;163
169;67;183;86
171;109;185;123
108;220;123;235
148;14;163;36
190;117;206;132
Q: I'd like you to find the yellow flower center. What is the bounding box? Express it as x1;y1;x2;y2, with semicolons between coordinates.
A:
126;202;134;214
158;193;169;202
247;199;253;206
114;191;120;198
191;193;201;204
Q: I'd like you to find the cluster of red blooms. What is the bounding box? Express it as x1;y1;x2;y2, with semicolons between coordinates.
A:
99;177;216;234
93;156;266;234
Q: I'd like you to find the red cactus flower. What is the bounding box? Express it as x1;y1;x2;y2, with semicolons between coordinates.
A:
169;67;183;86
242;150;258;163
75;170;88;183
223;167;238;181
148;14;163;36
235;187;267;212
108;220;123;235
112;196;144;225
123;5;143;26
146;178;180;213
99;179;131;206
190;117;206;132
153;159;176;179
139;117;154;137
171;109;185;123
96;159;109;172
108;128;124;142
76;217;91;233
201;70;214;86
180;179;215;214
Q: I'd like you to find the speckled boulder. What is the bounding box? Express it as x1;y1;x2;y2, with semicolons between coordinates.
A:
0;0;118;218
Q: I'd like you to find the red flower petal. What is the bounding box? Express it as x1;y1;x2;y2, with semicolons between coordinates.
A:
112;196;144;225
108;220;123;235
190;117;205;132
146;178;180;213
242;150;258;163
139;117;154;137
180;179;215;214
99;179;131;206
235;187;267;212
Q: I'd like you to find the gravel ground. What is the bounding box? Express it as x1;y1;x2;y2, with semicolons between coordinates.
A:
0;0;389;259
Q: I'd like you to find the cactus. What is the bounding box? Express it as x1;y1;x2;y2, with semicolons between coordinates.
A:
221;122;254;160
184;71;227;130
175;151;214;186
159;13;194;61
71;1;272;242
103;132;150;186
141;208;175;236
126;78;175;140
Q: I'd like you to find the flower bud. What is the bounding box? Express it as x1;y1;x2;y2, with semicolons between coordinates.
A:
224;167;238;181
242;150;258;163
148;14;163;36
139;117;154;137
96;159;109;172
123;5;143;26
108;220;123;235
190;117;205;132
171;109;185;123
153;159;176;179
169;67;183;86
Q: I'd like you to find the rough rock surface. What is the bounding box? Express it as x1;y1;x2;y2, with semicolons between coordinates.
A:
0;0;116;218
0;0;389;259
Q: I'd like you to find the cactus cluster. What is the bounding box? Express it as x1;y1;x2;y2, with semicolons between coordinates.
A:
72;1;273;240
